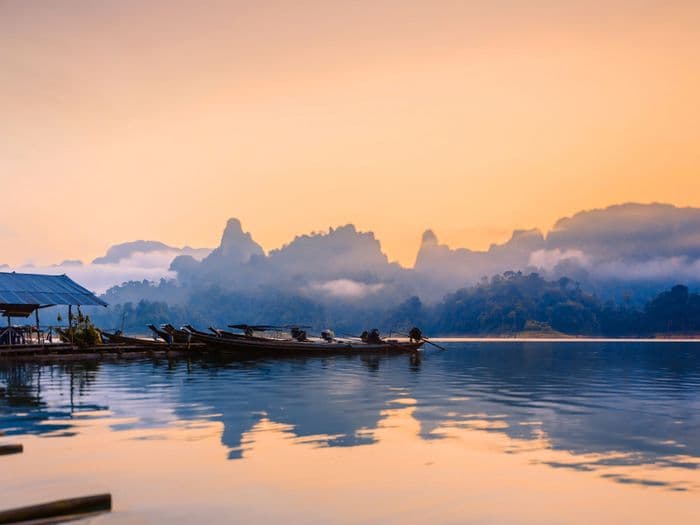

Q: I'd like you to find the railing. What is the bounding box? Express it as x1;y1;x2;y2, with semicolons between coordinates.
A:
0;325;57;346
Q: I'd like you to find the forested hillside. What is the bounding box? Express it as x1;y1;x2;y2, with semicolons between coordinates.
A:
91;272;700;337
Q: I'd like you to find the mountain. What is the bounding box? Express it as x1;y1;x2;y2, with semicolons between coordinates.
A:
90;202;700;333
268;224;393;278
32;201;700;306
172;218;265;288
172;220;407;300
198;218;265;267
264;224;410;300
415;228;545;287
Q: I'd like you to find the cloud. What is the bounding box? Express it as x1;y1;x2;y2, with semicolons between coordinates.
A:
547;203;700;261
8;250;188;294
308;279;384;299
530;249;700;282
528;249;590;272
595;257;700;281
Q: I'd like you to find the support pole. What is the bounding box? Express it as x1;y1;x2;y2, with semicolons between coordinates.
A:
68;305;73;343
7;315;11;346
35;308;41;345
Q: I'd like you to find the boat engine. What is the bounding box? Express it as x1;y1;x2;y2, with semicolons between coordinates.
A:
409;327;423;342
366;329;382;344
291;327;308;342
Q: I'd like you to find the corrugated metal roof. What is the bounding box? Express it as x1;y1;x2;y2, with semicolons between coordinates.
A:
0;272;107;307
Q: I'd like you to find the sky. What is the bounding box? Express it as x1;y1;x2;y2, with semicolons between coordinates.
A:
1;1;699;267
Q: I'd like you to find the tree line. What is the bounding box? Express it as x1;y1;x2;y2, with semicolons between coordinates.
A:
91;272;700;337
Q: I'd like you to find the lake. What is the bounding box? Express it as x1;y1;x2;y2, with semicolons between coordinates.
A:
2;341;699;524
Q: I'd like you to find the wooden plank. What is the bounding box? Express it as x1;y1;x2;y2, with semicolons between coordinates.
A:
0;444;22;455
0;341;205;362
0;494;111;524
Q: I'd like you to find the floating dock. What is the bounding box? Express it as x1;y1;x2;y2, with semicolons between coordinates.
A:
0;342;205;361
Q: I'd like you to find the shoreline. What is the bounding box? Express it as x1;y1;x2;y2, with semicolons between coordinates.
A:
432;335;700;343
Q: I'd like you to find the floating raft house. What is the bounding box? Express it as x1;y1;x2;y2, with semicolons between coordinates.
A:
0;271;107;345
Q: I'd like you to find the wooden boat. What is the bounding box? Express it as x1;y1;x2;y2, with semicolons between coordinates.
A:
147;324;172;343
148;324;190;344
163;324;192;343
184;324;265;341
186;329;423;356
184;325;234;339
100;331;168;347
205;326;276;342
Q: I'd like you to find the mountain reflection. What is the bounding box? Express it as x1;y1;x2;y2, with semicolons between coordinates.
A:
175;356;407;458
1;342;699;478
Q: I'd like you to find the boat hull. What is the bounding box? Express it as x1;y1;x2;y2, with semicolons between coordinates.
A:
101;332;168;347
190;332;423;355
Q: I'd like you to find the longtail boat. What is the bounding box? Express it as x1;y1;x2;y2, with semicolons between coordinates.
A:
185;328;423;356
100;331;168;347
205;326;275;342
163;324;192;343
148;324;191;344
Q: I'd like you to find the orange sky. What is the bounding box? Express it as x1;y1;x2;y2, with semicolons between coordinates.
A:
1;1;699;267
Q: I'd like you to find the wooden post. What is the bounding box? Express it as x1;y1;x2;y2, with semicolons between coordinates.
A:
35;308;41;345
68;305;73;343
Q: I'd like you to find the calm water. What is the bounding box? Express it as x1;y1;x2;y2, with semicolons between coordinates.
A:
1;342;700;524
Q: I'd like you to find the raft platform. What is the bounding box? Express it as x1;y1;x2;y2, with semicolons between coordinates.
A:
0;342;205;361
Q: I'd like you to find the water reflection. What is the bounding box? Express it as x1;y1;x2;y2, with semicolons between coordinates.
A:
0;362;107;436
1;342;699;485
411;343;700;468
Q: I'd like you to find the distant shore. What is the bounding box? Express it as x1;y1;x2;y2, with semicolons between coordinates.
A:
432;332;700;342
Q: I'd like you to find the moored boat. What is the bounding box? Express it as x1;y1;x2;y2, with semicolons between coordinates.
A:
101;331;169;347
206;326;280;342
148;324;191;344
185;327;423;355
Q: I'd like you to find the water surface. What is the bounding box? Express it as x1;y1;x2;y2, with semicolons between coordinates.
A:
2;342;699;523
